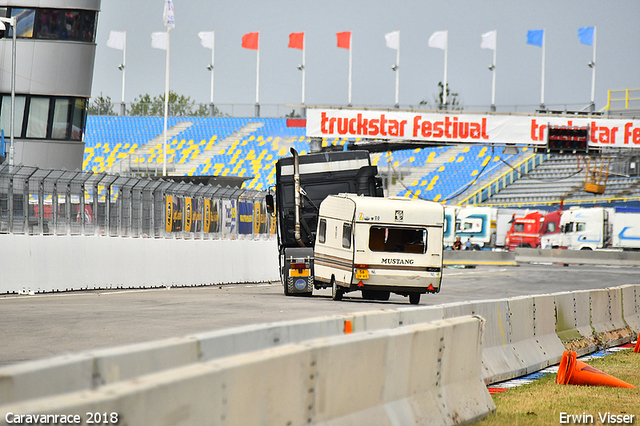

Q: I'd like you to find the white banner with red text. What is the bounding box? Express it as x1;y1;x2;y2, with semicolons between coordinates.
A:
306;108;640;148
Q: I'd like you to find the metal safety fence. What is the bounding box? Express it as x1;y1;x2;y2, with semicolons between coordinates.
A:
0;163;273;240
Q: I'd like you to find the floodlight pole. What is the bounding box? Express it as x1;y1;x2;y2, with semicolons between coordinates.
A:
0;17;17;166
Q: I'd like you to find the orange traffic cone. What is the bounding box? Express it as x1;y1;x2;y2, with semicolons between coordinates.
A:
344;320;353;334
556;350;636;389
634;337;639;353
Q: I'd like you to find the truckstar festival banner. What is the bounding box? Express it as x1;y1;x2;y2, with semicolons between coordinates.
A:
306;109;640;148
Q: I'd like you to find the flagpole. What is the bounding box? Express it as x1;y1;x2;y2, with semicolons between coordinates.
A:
443;29;448;110
540;28;546;110
163;28;171;176
120;30;127;116
301;33;306;106
395;30;400;108
590;25;597;111
255;37;260;117
491;29;497;112
210;30;216;106
348;32;352;107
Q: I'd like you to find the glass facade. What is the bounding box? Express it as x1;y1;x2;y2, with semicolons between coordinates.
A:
0;7;97;42
0;95;86;141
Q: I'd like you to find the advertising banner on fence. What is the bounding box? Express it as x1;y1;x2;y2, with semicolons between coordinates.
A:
306;108;640;148
165;195;173;233
184;197;193;233
238;202;254;235
203;199;212;233
222;199;236;236
254;202;267;234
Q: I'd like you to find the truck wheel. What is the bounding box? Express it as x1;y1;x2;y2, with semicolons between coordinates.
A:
284;277;292;296
409;293;421;305
331;277;343;301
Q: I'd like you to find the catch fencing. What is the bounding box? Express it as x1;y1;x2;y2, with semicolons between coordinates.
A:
0;164;273;241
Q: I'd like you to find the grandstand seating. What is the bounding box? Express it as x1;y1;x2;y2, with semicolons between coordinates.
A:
83;116;640;205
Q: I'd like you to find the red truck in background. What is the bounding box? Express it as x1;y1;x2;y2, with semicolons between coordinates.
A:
505;210;562;250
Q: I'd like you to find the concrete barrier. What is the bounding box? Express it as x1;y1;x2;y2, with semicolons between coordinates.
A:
0;316;495;426
443;250;516;266
590;288;632;347
515;247;640;266
0;235;280;294
554;290;597;356
621;285;640;333
1;285;639;416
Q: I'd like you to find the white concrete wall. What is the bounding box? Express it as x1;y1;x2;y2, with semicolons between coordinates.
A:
0;235;280;294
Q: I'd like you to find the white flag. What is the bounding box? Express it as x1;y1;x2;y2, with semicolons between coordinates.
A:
106;30;125;50
163;0;175;30
428;30;447;50
151;32;168;50
385;30;399;50
198;31;214;50
481;30;497;50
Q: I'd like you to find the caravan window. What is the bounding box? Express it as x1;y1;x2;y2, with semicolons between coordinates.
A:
318;219;326;244
342;223;352;249
368;226;427;254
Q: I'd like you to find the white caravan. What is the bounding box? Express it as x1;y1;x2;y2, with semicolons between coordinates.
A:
314;194;444;305
443;205;460;248
559;206;640;250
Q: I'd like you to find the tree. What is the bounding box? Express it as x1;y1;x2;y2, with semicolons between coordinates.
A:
129;91;213;117
420;82;462;111
87;93;116;116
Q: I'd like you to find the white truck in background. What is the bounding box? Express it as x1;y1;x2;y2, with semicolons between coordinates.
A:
557;206;640;250
454;206;535;249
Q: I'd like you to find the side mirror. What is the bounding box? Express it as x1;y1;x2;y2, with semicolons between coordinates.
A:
265;194;274;214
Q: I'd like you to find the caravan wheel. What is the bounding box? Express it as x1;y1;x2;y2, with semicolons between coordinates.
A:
409;293;421;305
331;277;343;301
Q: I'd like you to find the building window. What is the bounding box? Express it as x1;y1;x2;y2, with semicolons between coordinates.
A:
4;7;96;42
0;94;86;141
52;98;71;139
26;98;50;138
0;95;26;138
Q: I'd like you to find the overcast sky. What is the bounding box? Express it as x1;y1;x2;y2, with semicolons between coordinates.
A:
91;0;640;113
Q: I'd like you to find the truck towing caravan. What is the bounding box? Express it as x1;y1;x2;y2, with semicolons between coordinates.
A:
267;148;383;296
314;194;444;304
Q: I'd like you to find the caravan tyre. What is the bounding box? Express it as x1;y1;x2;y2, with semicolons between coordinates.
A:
331;277;343;301
409;293;421;305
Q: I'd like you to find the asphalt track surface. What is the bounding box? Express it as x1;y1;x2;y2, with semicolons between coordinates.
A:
1;263;638;367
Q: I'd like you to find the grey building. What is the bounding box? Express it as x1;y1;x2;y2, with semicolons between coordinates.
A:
0;0;100;170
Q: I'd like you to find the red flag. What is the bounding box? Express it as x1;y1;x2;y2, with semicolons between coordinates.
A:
242;32;259;50
336;31;351;49
288;32;304;50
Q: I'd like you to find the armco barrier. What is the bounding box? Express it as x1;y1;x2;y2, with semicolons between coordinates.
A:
0;235;279;293
0;317;495;426
514;247;640;266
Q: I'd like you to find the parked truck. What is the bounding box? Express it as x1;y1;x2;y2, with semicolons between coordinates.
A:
505;209;562;250
314;194;444;304
455;206;532;248
266;148;383;296
553;206;640;250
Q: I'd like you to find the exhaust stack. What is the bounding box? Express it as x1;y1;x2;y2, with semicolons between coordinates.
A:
291;148;305;247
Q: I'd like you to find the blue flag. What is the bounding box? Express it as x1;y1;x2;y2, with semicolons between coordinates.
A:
527;29;544;47
578;26;594;46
